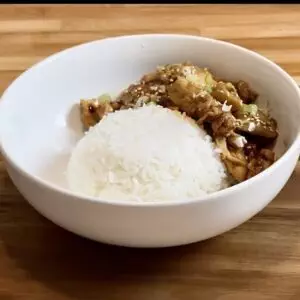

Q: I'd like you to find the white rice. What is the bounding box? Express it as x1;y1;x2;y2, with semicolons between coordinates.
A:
67;105;229;203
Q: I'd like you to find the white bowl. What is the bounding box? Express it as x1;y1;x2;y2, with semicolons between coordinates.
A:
1;34;300;248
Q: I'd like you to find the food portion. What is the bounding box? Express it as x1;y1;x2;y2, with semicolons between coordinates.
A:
67;105;228;202
70;62;278;202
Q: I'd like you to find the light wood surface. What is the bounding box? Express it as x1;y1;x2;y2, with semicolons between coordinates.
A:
1;4;300;300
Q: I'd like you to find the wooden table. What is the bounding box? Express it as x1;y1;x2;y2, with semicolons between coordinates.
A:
1;4;300;299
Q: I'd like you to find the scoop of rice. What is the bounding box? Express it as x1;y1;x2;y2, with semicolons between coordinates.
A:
67;105;228;203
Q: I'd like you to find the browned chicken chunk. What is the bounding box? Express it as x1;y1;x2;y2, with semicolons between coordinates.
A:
247;148;275;178
235;80;258;103
117;81;169;109
80;97;114;130
211;112;236;137
236;108;278;139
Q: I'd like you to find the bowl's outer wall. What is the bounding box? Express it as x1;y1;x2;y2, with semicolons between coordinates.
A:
4;150;299;247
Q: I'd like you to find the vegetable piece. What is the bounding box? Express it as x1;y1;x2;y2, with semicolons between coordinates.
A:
236;109;278;139
242;104;258;116
97;93;112;103
204;70;215;93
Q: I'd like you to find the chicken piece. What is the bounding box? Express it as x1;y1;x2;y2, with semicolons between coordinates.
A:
167;76;221;119
211;112;236;137
117;81;169;109
143;62;215;92
247;148;275;178
215;137;248;182
80;96;114;130
224;153;248;183
235;80;258;103
118;63;216;112
196;97;222;124
166;76;204;117
211;81;243;111
142;64;179;84
236;107;278;139
167;76;238;136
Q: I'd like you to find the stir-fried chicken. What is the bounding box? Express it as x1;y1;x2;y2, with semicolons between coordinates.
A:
79;62;278;183
235;80;258;103
211;82;243;111
215;137;248;182
80;97;114;130
247;148;275;178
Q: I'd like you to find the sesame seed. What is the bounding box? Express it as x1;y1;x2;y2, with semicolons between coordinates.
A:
248;122;256;132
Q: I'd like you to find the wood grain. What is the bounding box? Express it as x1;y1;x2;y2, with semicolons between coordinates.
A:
1;4;300;300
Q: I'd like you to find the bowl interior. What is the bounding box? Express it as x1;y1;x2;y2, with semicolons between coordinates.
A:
0;35;300;191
